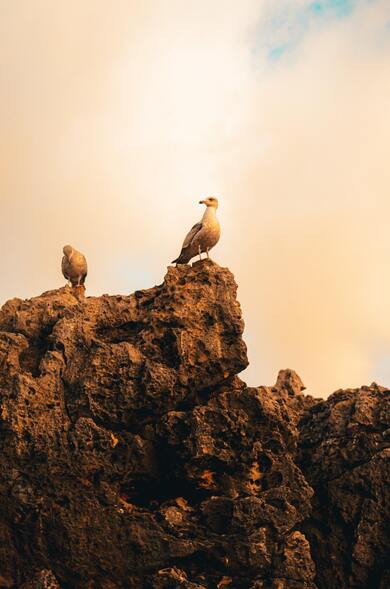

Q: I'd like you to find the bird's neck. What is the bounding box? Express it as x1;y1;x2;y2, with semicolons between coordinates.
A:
202;206;217;223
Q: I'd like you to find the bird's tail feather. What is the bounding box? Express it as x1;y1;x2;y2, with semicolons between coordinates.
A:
172;254;187;264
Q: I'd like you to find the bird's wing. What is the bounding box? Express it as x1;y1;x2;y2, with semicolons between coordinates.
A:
61;256;69;279
72;252;88;274
182;222;203;249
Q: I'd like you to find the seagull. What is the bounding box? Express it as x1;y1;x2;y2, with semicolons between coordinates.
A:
61;245;88;287
172;197;221;264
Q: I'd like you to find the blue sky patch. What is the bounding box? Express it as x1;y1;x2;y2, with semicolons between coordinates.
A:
309;0;355;18
309;2;325;14
255;0;373;62
268;44;290;61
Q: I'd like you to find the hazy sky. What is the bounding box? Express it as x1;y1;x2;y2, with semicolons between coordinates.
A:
1;0;390;396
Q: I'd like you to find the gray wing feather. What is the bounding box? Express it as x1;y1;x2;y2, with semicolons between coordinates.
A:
182;222;203;249
61;256;70;280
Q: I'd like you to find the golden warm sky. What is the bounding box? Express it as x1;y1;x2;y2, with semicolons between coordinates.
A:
1;0;390;396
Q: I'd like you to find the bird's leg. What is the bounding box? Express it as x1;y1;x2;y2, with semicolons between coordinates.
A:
198;245;202;261
67;280;71;287
206;247;210;259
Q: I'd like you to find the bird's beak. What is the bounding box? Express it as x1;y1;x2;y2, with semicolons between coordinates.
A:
199;200;205;204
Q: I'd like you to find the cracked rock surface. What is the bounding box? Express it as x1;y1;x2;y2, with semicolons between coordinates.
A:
298;385;390;589
0;260;388;588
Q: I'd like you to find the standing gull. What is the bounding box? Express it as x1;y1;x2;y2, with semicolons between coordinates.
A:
172;197;221;264
61;245;88;287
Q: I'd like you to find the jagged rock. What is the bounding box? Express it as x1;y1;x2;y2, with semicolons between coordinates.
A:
271;369;318;431
275;369;306;396
299;384;390;589
20;570;61;589
148;568;206;589
0;259;387;588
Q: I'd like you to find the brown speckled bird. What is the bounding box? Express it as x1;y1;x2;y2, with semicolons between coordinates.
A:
172;197;221;264
61;245;88;287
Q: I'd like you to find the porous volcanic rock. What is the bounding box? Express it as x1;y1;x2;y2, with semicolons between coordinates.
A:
0;259;387;588
298;384;390;589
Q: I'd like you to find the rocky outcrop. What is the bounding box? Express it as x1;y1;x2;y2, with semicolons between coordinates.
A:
0;260;388;588
298;384;390;589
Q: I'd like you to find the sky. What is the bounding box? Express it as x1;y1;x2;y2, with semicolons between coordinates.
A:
0;0;390;397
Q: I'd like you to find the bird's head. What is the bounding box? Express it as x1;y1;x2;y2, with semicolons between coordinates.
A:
199;196;219;209
63;245;74;258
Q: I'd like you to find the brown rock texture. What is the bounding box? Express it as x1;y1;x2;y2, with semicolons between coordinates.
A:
0;259;388;588
298;385;390;589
